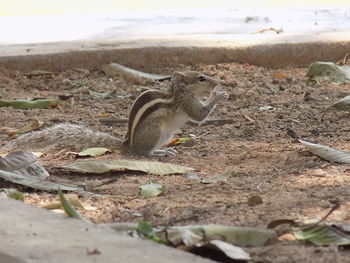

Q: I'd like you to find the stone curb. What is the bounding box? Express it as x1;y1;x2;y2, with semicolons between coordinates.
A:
1;35;350;72
0;198;214;263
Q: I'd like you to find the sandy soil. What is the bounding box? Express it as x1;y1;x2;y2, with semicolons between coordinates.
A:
1;62;350;262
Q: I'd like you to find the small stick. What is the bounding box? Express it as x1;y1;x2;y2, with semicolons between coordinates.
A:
242;113;255;123
193;119;235;126
342;52;349;65
251;27;283;34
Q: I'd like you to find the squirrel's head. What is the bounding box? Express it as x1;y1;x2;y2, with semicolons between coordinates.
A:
170;71;217;96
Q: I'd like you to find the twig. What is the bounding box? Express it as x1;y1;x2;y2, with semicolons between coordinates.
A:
342;53;350;65
303;202;340;230
242;113;255;123
233;104;256;111
190;119;234;126
251;27;283;34
97;177;121;186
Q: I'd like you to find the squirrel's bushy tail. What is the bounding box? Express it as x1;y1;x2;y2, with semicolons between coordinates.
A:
4;123;124;152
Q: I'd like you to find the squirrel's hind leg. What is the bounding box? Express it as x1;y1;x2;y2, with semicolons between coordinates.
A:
129;119;163;157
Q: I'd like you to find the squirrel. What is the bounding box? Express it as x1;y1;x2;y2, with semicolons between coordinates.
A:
4;71;228;157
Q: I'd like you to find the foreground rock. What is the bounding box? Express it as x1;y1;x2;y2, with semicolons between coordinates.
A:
0;198;214;263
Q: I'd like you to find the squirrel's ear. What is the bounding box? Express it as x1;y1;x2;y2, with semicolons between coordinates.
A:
172;71;186;84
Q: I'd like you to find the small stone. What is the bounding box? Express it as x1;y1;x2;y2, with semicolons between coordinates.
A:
247;195;263;207
309;169;327;177
182;173;200;180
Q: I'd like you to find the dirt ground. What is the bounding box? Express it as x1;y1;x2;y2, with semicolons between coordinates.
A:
1;62;350;262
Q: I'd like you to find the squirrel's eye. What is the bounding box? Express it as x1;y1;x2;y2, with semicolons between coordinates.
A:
197;76;207;82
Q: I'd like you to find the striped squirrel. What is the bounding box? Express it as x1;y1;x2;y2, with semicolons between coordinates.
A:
5;71;228;157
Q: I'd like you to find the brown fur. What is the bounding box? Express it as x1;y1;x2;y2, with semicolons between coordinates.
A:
5;123;124;151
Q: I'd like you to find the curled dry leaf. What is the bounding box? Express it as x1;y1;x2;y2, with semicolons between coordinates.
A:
2;119;44;137
111;222;274;262
102;62;171;81
307;62;350;84
322;95;350;120
0;152;78;191
299;139;350;163
166;227;204;247
164;225;276;247
201;171;233;184
206;240;251;261
77;147;111;157
140;181;167;198
62;159;196;176
294;223;350;246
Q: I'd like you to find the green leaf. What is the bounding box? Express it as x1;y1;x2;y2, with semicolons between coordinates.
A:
137;221;155;236
58;189;91;224
62;159;196;175
3;188;24;201
102;62;171;81
136;221;167;244
201;171;233;184
294;224;350;246
0;98;59;109
0;152;78;191
77;147;111;157
140;181;167;198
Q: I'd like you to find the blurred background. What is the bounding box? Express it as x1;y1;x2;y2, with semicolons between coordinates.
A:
1;0;349;44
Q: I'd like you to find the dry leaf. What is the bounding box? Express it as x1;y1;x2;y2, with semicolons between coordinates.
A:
273;73;286;78
62;159;196;176
299;139;350;163
140;181;167;198
102;62;171;81
307;62;350;84
201;171;233;184
322;95;350;120
77;147;111;157
2;119;43;137
0;152;78;191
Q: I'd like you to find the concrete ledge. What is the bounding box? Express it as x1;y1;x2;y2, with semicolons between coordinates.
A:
1;33;350;71
0;198;214;263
